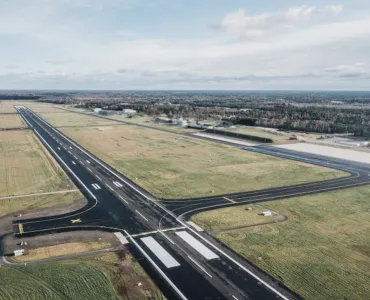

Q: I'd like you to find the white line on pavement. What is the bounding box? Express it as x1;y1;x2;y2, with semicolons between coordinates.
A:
136;210;149;222
188;256;212;278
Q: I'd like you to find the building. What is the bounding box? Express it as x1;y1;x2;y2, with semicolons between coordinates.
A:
122;109;137;115
93;108;102;114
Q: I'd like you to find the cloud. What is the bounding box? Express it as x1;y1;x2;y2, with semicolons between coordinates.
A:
217;4;343;37
322;63;370;78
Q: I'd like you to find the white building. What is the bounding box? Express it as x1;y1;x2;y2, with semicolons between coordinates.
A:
122;109;137;115
93;108;102;114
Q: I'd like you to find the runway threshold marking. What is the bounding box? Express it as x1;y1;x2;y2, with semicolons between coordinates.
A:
224;197;237;203
18;223;24;234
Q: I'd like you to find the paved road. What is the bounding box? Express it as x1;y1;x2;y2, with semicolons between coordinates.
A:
12;106;296;300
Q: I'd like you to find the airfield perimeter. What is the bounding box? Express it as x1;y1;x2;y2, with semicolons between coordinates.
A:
3;104;370;300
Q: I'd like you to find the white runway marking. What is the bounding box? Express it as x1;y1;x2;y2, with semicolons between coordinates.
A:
141;236;180;268
96;175;101;180
119;195;129;204
113;181;123;187
57;147;61;150
106;184;114;191
86;160;90;164
92;183;101;190
136;210;149;222
176;231;219;260
72;161;76;165
69;146;72;149
188;255;212;278
87;167;92;172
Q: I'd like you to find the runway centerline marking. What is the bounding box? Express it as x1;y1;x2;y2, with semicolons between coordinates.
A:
188;255;212;278
72;161;76;165
136;210;149;222
119;195;129;204
87;167;92;172
224;197;236;203
86;160;90;164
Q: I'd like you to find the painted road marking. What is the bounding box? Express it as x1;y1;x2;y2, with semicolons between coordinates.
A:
71;218;81;224
57;147;61;150
69;146;72;149
141;236;180;269
113;181;123;187
224;197;236;203
106;184;114;191
86;160;90;164
136;210;149;222
114;232;129;245
73;155;77;159
188;255;212;278
175;231;219;260
92;183;101;190
87;167;92;172
119;195;129;204
131;227;186;237
232;296;239;300
96;175;101;180
18;223;24;234
80;161;85;165
72;161;76;165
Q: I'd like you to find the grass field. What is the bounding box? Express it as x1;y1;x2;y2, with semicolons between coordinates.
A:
0;101;17;113
192;204;282;231
203;186;370;300
0;252;165;300
13;241;110;262
61;125;346;199
0;131;76;197
0;192;83;217
39;112;123;127
0;114;26;128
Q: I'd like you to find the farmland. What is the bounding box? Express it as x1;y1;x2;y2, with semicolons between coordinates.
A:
200;186;370;300
0;115;26;128
60;124;346;199
0;252;165;300
0;131;76;197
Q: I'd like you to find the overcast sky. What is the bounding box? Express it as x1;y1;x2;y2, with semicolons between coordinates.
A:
1;0;370;90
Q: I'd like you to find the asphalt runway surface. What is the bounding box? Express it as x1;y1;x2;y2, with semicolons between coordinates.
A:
12;106;299;300
10;106;370;300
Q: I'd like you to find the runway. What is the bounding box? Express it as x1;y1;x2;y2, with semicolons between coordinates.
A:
13;106;297;300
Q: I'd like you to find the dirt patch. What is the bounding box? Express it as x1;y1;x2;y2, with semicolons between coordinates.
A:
16;196;87;220
2;230;120;256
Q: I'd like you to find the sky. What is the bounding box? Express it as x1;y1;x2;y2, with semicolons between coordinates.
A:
1;0;370;90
